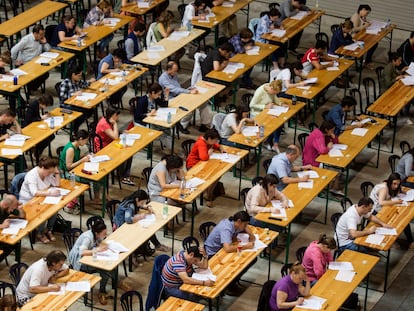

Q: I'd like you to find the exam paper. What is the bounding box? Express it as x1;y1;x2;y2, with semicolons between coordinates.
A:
75;92;97;101
223;62;244;74
49;187;70;196
344;42;360;51
243;234;267;252
10;68;28;76
401;76;414;86
137;1;149;8
7;218;28;229
35;57;51;64
106;240;129;253
66;281;90;292
185;177;205;188
271;199;294;208
222;1;234;7
270;29;286;37
329;149;344;157
45;116;64;127
48;283;65;295
209;152;241;164
304;77;318;84
267;106;289;116
0;75;14;82
168;31;190;41
138;213;156;227
375;227;397;235
290;11;307;20
84;162;99;172
2;226;20;235
8;134;30;141
297;170;319;179
96;249;119;261
192;268;217;282
351;128;368;136
270;208;287;218
246;46;260;55
241;126;258;137
328;261;354;271
335;270;356;283
89;155;111;163
195;86;208;94
4;139;24;146
147;52;161;59
298;180;314;189
1;149;23;155
148;45;165;52
300;296;327;310
365;233;385;245
40;52;59;59
43;196;62;205
398;189;414;202
406;62;414;76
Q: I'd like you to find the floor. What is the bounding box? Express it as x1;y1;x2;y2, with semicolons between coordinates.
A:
0;0;413;310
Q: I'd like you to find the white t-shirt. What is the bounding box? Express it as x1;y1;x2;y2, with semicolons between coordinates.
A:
219;113;237;139
19;167;59;203
276;68;292;92
369;183;389;213
182;3;195;28
336;204;371;247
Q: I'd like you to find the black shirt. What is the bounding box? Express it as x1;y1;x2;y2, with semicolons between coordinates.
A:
0;122;13;136
200;49;226;78
23;100;41;127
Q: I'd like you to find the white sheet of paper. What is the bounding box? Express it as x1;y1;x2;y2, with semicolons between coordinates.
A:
89;155;111;163
222;1;234;7
332;144;348;150
137;1;149;8
326;66;340;71
4;139;24;146
1;148;23;155
75;92;97;101
192;268;217;281
223;62;244;74
297;170;319;178
406;62;414;76
185;177;205;188
365;233;385;245
49;187;70;196
351;128;368;136
157;108;177;115
48;283;65;295
45;116;64;127
96;249;119;261
7;218;28;229
246;46;260;55
304;77;318;84
300;296;327;310
270;29;286;37
147;52;161;59
148;45;165;52
209;152;240;164
375;227;397;235
241;126;258;137
243;234;268;252
270;208;287;218
344;42;360;51
271;199;293;208
8;134;30;141
297;85;311;90
298;180;314;189
195;86;208;93
84;162;99;172
0;75;14;82
335;270;356;283
399;189;414;202
35;57;51;64
401;76;414;86
43;196;62;204
106;240;129;253
10;68;28;76
66;281;90;292
138;214;156;227
329;149;344;157
2;226;20;235
267;106;289;116
290;11;307;20
168;31;190;41
40;52;59;59
328;261;354;271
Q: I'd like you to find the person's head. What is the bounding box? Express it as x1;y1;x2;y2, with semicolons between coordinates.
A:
0;294;17;311
340;96;357;112
165;61;179;76
32;24;45;41
235;105;250;122
123;189;149;209
0;51;11;68
289;61;304;77
385;173;401;197
0;194;19;214
229;211;250;232
267;79;283;94
67;65;83;81
289;262;306;284
62;15;76;29
163;154;184;172
315;40;328;53
45;250;66;271
204;128;220;145
158;10;175;26
193;0;207;10
105;107;120;124
319;120;335;136
112;48;126;64
261;174;279;195
239;28;253;43
91;218;107;241
38;157;59;177
357;197;374;215
37;93;54;109
133;22;146;37
218;42;235;59
357;4;371;17
72;129;89;146
317;233;337;253
147;82;163;100
97;0;112;14
0;109;16;126
341;19;354;34
388;52;402;67
185;246;203;265
268;8;281;22
285;145;301;162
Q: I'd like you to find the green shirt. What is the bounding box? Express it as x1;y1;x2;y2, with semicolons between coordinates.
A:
59;142;80;173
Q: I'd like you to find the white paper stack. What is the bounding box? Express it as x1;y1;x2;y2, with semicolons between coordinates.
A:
209;152;240;164
298;180;314;189
241;126;258;137
270;29;287;37
246;46;260;55
267;106;289;116
223;62;244;74
290;11;307;20
89;155;111;163
75;92;97;101
301;296;327;310
297;170;320;178
365;233;385;245
351;128;369;136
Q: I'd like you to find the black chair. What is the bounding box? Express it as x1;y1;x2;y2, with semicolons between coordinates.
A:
0;281;15;297
240;187;251;211
241;93;253;107
268;2;280;10
117;39;125;50
330;24;340;34
62;228;83;256
375;66;384;92
177;3;186;19
308;122;318;131
89;132;102;154
360;181;374;198
315;32;329;48
141;167;153;191
400;140;411;155
349;88;363;115
321;110;329;120
298;133;309;151
9;262;28;287
363;77;377;111
86;215;104;230
106;200;121;230
295;246;307;263
388;154;400;173
252;176;263;186
120;290;144;311
280;263;293;277
182;236;200;251
260;11;269;18
55;81;62;103
199;221;216;241
263;158;272;173
181;139;196;158
340;197;353;213
257;279;276;311
45;24;57;45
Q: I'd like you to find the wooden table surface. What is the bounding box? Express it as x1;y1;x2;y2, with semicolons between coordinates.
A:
144;80;225;128
293;250;379;311
0;179;89;246
285;58;354;100
228;98;305;148
261;10;325;44
316;115;388;168
121;0;168;16
206;42;277;83
131;28;206;66
0;49;74;93
20;269;100;311
72;126;162;182
156;297;205;311
0;1;67;37
181;226;278;299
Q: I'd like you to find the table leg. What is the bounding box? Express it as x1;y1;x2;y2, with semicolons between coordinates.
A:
284;224;291;264
267;245;271;280
363;273;370;311
14;241;21;263
214;25;219;47
311;98;316;123
256;144;262;177
384;249;390;292
356;57;363;90
238;158;243;200
190;201;196;237
293;115;298;144
324;181;330;225
170;126;175;155
113;267;119;311
390;116;397;154
101;176;107;217
376;127;382;168
171;217;175;256
79;194;84;231
343;168;349;200
208;299;212;311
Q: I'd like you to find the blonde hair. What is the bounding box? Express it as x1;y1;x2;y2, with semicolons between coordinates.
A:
269;80;283;92
341;19;354;30
97;0;111;9
290;261;305;274
0;51;11;65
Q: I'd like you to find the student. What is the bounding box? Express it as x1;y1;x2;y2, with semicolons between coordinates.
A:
269;263;311;311
370;173;404;213
0;52;11;75
0;109;21;142
380;52;407;94
302;234;336;283
182;0;209;29
16;250;69;306
200;42;234;79
301;40;335;75
396;148;414;188
125;23;146;60
397;31;414;69
133;83;168;127
326;96;363;136
329;19;354;55
51;15;82;47
161;246;212;301
0;294;18;311
218;105;254;146
275;62;307;97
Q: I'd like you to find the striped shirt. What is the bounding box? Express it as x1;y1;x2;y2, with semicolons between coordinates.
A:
161;251;193;288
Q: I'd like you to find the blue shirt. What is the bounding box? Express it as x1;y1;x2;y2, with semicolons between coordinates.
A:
158;72;189;98
255;15;272;43
51;23;74;47
113;200;137;229
204;219;241;257
326;103;345;136
267;153;292;191
97;54;114;80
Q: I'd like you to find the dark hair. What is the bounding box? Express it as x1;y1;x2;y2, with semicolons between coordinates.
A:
269;8;281;17
38;156;59;169
385;173;401;197
236;105;249;123
105;107;120;124
0;294;17;311
166;61;178;71
341;96;357;108
357;4;371;13
62;15;75;23
388;51;401;62
318;233;337;249
32;24;45;33
0;108;16;118
341;19;353;29
218;42;235;53
410;31;414;39
73;129;89;141
148;82;163;94
319;120;335;133
187;246;202;259
112;48;126;60
358;197;374;207
229;211;250;222
193;0;206;7
315;40;328;50
239;27;253;39
38;93;54;106
164;154;184;170
92;218;107;236
204;128;220;140
45;250;66;267
133;22;146;33
122;189;149;210
288;61;304;78
261;174;279;195
67;65;82;79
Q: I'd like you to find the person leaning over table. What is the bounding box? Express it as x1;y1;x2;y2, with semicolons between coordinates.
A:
302;234;336;285
275;62;308;98
301;40;336;76
397;31;414;70
326;96;363;137
380;52;407;95
161;245;213;302
182;0;210;30
0;194;25;263
204;211;256;296
335;197;392;255
19;157;60;244
124;22;146;61
396;147;414;188
16;250;69;307
268;262;310;311
0;109;22;142
186;129;224;208
218;104;254;147
200;42;234;80
50;15;82;48
328;19;354;56
267;145;313;191
0;51;11;76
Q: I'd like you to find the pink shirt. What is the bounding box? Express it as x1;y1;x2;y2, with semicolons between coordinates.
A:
95;117;114;151
302;128;338;167
302;241;333;281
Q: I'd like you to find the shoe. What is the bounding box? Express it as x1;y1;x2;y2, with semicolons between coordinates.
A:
199;124;209;132
156;244;171;252
98;293;108;305
406;119;413;125
289;48;299;55
64;206;74;214
177;123;190;134
37;234;50;244
265;143;273;151
272;146;280;154
118;279;133;292
206;200;213;208
224;284;244;296
330;189;345;196
46;231;56;242
121;177;136;186
408;242;414;250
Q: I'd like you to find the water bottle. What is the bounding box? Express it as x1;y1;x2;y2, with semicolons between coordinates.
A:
292;95;297;105
167;112;172;124
121;133;127;147
180;179;186;198
104;79;109;92
162;199;168;219
385;18;391;28
77;36;81;47
13;76;18;85
259;125;264;138
92;247;97;261
70;172;76;187
122;70;126;82
50;117;55;129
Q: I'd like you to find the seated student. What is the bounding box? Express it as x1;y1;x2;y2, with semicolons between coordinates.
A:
275;62;308;98
133;83;168;127
328;19;354;55
0;294;17;311
19;157;60;244
326;96;363;136
83;0;114;59
302;234;336;284
113;190;169;251
16;250;69;306
182;0;209;30
301;40;335;75
161;246;213;301
125;23;146;61
397;31;414;69
268;262;310;311
51;15;82;47
204;211;256;295
0;52;14;110
186;129;224;207
396;148;414;188
68;219;131;305
350;4;377;69
380;52;407;94
200;42;234;79
218;104;254;146
0;109;22;142
335;197;392;255
267;145;312;191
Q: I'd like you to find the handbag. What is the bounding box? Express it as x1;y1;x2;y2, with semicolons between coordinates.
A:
53;214;72;233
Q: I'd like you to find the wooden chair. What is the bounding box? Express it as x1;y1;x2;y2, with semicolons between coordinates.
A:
120;290;144;311
295;246;307;263
400;140;411;155
388;154;400;173
199;221;216;241
182;236;200;251
360;181;374;198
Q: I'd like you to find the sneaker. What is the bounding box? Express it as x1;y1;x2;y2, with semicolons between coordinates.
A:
177;123;190;134
156;244;171;252
272;146;280;154
98;293;108;305
406;119;413;125
330;189;345;196
63;206;74;214
265;143;273;151
121;178;136;186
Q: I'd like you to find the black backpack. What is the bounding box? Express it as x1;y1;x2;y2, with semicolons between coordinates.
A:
257;280;276;311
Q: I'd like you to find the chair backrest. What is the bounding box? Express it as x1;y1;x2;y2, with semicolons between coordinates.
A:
106;200;121;230
9;262;28;287
330;24;340;34
263;158;272;173
120;290;144;311
298;133;309;151
388;154;400;173
199;221;216;241
296;246;307;263
141;167;153;191
251;176;263;186
315;32;329;47
181;139;196;158
0;281;15;297
349;88;363;115
10;172;26;199
145;254;170;310
191;52;207;87
340;197;353;213
269;2;280;10
45;24;57;44
308;122;318;132
281;263;293;277
117;39;125;50
375;66;384;91
211;113;226;131
89;132;103;153
182;236;200;251
241;93;254;107
363;77;377;110
400;140;411;155
146;22;157;48
360;181;374;198
240;187;251;211
86;215;104;230
177;3;186;19
257;279;276;311
62;228;83;256
55;81;63;103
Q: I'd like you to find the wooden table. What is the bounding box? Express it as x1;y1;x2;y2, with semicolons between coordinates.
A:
143;80;225;153
121;0;168;24
161;146;249;236
72;126;163;215
367;80;414;153
228;98;305;176
261;10;324;44
20;269;101;311
156;296;205;311
293;250;379;311
335;24;396;88
0;179;89;262
255;166;337;264
80;201;181;311
316;115;388;199
286;58;354;122
355;201;414;292
180;226;278;311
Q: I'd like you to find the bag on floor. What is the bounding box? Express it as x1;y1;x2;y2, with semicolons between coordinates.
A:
341;293;359;310
53;214;72;233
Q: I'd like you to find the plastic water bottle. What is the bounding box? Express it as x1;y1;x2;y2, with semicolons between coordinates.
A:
385;18;391;28
50;117;55;129
167;112;172;124
77;36;81;47
259;125;264;138
121;133;127;147
162;199;168;219
180;179;186;198
13;76;18;85
104;79;109;92
122;70;126;81
92;247;97;261
70;172;76;187
292;95;297;105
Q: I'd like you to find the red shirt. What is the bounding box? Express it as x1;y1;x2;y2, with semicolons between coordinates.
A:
186;136;220;169
302;48;320;64
95;117;114;151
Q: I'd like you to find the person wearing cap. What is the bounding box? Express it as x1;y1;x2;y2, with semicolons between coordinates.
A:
218;105;254;146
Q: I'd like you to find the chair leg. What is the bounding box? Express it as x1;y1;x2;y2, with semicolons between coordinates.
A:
122;260;128;277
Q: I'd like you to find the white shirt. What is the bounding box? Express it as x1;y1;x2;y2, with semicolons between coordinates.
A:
369;183;389;213
219;113;237;139
182;3;196;28
336;204;371;247
19;167;59;203
276;68;292;92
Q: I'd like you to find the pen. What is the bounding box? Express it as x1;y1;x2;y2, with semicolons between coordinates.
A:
324;303;329;310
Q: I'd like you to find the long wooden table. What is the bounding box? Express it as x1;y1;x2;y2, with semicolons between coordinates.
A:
255;166;337;264
293;250;379;311
156;297;205;311
316;115;388;199
367;80;414;153
228;98;305;176
161;146;249;236
180;226;278;311
355;200;414;292
80;201;181;311
20;269;101;311
143;80;225;153
0;179;89;262
121;0;168;24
